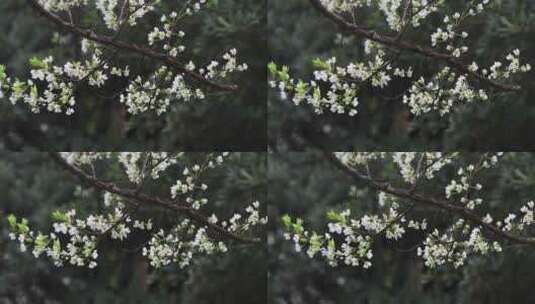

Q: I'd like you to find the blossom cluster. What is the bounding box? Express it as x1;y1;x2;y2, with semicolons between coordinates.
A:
7;194;142;269
319;0;443;30
269;42;412;116
283;192;426;268
443;153;502;208
169;152;229;208
119;48;247;115
5;44;117;115
95;0;159;30
337;152;457;184
147;1;211;56
270;1;531;117
1;0;247;115
143;200;266;268
283;153;535;270
417;220;502;268
7;153;266;270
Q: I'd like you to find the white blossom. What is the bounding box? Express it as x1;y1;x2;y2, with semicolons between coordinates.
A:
270;0;529;117
7;153;266;270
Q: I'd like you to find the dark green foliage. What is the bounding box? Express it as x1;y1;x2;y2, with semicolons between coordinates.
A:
268;152;535;304
269;0;535;150
0;152;267;303
0;0;266;151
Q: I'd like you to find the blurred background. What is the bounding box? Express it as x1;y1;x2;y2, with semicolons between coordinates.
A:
0;152;267;303
268;0;535;151
268;152;535;304
0;0;266;151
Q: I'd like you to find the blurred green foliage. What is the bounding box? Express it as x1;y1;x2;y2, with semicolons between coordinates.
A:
0;0;266;151
268;152;535;304
268;0;535;150
0;152;267;303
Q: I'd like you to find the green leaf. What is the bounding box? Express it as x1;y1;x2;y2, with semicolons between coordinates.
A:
53;239;61;253
293;219;304;234
267;62;278;78
326;210;346;224
295;80;308;96
312;58;330;70
51;210;69;222
0;65;6;81
17;219;29;234
30;85;38;99
309;232;323;255
312;86;321;101
327;239;335;251
274;65;291;84
34;233;49;249
12;80;27;95
7;214;17;228
281;214;292;229
29;57;47;70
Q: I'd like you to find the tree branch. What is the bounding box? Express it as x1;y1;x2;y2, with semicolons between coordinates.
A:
48;152;260;244
308;0;520;92
27;0;238;92
323;152;535;245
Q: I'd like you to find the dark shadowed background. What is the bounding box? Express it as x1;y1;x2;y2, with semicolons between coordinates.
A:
0;152;267;303
268;152;535;304
268;0;535;151
0;0;267;151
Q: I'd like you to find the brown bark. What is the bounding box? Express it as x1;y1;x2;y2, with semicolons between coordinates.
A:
323;152;535;245
49;152;260;244
308;0;520;92
27;0;238;92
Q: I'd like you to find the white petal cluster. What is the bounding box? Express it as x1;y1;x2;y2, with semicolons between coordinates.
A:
119;48;246;115
337;152;455;183
285;153;535;270
5;42;128;115
96;0;160;30
1;0;246;115
417;221;502;268
270;1;531;117
226;201;268;232
117;152;178;183
335;152;388;166
496;201;535;232
8;153;266;270
429;1;491;54
8;200;137;269
270;43;412;116
170;153;229;209
283;193;425;269
142;200;266;268
147;2;208;56
403;67;489;116
319;0;443;30
119;67;202;115
60;152;110;165
141;220;225;269
38;0;89;12
444;153;501;212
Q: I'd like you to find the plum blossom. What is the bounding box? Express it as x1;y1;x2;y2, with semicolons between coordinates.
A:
7;153;266;270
